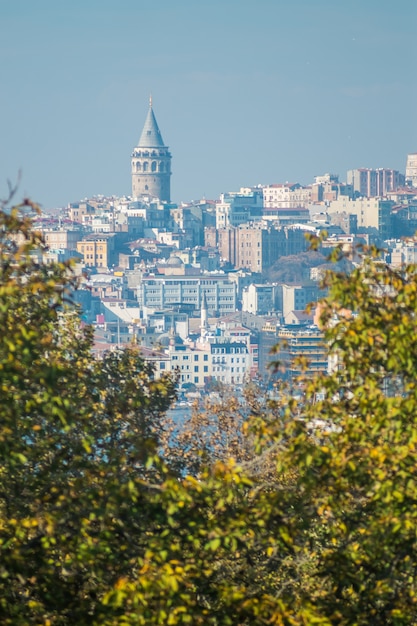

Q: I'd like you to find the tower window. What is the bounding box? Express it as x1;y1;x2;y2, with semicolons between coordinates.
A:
151;161;157;172
143;162;148;172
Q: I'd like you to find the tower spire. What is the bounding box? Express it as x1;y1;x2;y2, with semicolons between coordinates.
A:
131;99;172;202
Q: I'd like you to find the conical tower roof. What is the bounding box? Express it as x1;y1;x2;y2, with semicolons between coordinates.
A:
137;97;166;148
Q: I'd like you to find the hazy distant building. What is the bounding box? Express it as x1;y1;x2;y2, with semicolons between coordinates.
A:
406;154;417;187
215;188;263;229
311;174;353;202
242;283;279;315
326;196;394;239
131;98;172;202
281;284;319;324
347;168;404;197
275;327;327;380
42;228;83;251
76;234;117;268
137;273;237;317
263;183;312;208
218;224;285;273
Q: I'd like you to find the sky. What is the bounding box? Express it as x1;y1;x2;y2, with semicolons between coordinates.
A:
0;0;416;209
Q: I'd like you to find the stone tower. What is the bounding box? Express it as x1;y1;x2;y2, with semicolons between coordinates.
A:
131;97;172;202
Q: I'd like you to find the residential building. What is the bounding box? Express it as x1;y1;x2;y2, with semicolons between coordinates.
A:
262;183;312;208
215;188;263;229
406;153;417;188
42;227;84;251
275;327;328;380
210;341;250;386
76;234;117;268
326;196;394;239
262;206;310;226
137;273;237;317
168;341;210;389
242;283;279;315
280;284;319;325
347;168;405;197
218;224;285;272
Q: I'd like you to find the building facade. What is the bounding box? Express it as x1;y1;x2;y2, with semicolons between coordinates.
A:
326;197;394;239
347;168;405;197
76;234;117;268
406;153;417;188
137;274;237;317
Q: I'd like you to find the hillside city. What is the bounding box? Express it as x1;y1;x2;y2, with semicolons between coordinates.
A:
30;100;417;394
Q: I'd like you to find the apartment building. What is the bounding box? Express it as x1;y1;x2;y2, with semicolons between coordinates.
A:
326;197;394;239
242;283;279;315
76;234;117;268
215;189;263;229
137;273;237;317
275;327;328;380
218;224;285;272
262;183;312;208
347;168;405;197
280;284;319;324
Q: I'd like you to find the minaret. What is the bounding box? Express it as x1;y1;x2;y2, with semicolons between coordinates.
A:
131;97;172;201
200;293;208;339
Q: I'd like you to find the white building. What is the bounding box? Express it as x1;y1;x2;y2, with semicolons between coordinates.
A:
263;183;312;209
242;283;279;315
281;284;319;325
137;273;237;317
406;153;417;188
210;341;250;386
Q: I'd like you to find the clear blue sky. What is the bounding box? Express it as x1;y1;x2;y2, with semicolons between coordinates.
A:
1;0;416;208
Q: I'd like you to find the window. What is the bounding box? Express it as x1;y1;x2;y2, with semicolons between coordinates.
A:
203;354;208;361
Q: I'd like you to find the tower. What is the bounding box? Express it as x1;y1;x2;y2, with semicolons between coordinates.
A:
131;97;172;202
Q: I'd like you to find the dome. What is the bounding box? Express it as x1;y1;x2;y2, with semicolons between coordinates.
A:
166;256;184;266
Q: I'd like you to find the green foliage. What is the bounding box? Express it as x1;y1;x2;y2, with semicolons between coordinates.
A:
270;251;417;624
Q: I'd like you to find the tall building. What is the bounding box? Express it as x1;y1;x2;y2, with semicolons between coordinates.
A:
347;168;404;197
131;98;172;202
406;153;417;187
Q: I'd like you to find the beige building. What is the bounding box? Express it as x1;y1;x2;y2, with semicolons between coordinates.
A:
326;196;394;239
42;228;83;251
76;234;116;268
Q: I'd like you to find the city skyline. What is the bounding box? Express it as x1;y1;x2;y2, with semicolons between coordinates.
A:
1;0;416;209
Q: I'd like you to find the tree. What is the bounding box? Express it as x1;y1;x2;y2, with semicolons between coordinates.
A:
0;199;179;624
260;251;417;625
